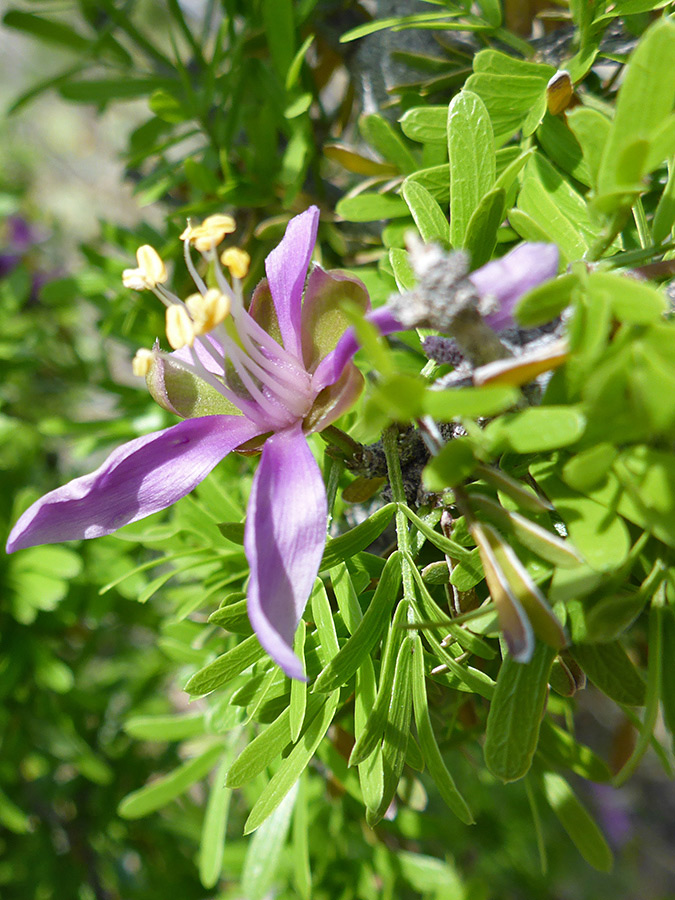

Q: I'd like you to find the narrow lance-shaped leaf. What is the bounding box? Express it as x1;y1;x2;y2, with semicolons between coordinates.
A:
542;773;613;872
244;691;340;833
314;551;403;693
355;654;384;814
199;753;233;889
613;593;665;785
290;620;307;742
411;634;474;823
320;504;396;570
185;634;266;696
118;744;224;819
484;641;557;782
241;782;299;899
366;636;414;827
310;579;340;666
349;599;409;766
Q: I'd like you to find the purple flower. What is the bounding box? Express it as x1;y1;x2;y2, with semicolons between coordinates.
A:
472;242;560;332
6;207;372;680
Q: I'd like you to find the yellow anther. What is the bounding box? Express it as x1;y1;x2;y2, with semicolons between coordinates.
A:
185;288;231;335
221;247;250;280
132;348;155;377
180;214;236;252
166;304;196;350
122;244;167;290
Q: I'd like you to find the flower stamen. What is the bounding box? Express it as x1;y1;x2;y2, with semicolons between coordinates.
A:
122;244;167;290
185;288;231;336
221;247;250;280
166;305;196;350
181;214;236;252
132;348;154;377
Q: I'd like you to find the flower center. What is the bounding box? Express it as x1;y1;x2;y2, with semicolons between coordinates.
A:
126;222;314;430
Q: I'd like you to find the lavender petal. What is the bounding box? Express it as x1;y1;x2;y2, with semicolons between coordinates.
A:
265;206;320;360
245;423;327;679
6;416;263;552
312;307;403;392
470;243;559;332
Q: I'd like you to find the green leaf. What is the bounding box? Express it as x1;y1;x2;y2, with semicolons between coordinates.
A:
447;91;496;248
290;621;307;742
314;552;403;693
209;595;252;635
399;106;447;144
566;107;611;190
537;720;611;782
402;180;449;245
262;0;294;77
597;19;675;198
405;164;450;203
660;604;675;749
423;439;477;490
340;11;466;43
366;636;414;826
529;465;632;572
484;406;586;454
542;773;613;872
336;193;409;222
537;113;592;187
410;563;495;660
476;0;502;26
244;692;339;832
355;657;384;813
324;144;397;176
321;504;396;570
227;703;308;788
241;782;297;899
118;745;224;819
464;51;554;146
463;187;506;268
411;635;474;823
423;384;520;420
199;753;232;889
291;774;311;900
285;33;315;90
349;600;409;766
563;443;618;493
469;494;583;568
653;160;675;244
589;272;667;323
484;642;556;782
148;88;185;123
185;635;266;696
569;641;646;706
310;580;339;666
60;77;171;102
514;272;579;327
360;114;417;173
516;155;595;262
389;248;416;291
613;598;664;785
124;712;206;742
399;506;475;563
3;10;90;50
